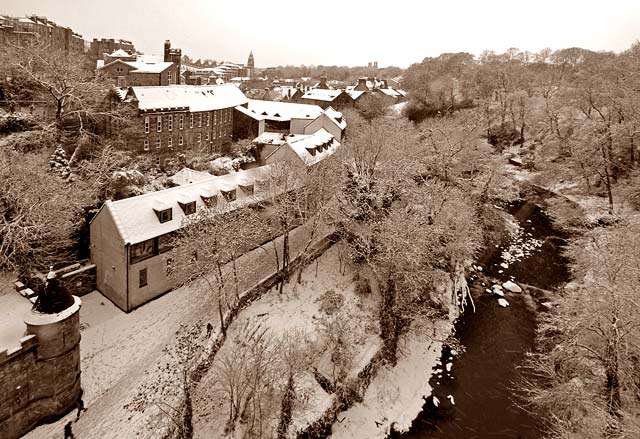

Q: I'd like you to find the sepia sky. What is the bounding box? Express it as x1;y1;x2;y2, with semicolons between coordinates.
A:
2;0;639;67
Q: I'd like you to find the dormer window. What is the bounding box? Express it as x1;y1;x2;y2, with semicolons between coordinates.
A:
179;200;196;215
153;202;173;223
221;189;236;202
158;208;172;223
201;194;217;207
239;184;254;195
306;147;317;156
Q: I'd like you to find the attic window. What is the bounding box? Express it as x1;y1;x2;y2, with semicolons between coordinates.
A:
153;207;173;223
221;189;236;202
179;200;196;215
201;194;217;207
306;147;317;156
239;184;254;195
273;113;281;117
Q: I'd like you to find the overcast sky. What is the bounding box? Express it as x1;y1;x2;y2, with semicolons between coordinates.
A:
2;0;639;68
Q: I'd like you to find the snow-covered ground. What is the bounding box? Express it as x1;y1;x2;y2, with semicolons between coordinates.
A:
23;223;327;439
192;244;380;438
330;320;453;438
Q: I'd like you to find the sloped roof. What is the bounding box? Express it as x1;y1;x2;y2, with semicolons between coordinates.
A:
127;84;248;112
99;165;274;245
323;107;347;130
234;104;265;121
99;59;173;74
301;89;345;102
284;129;340;166
345;89;365;101
170;168;213;186
109;48;131;57
247;99;323;121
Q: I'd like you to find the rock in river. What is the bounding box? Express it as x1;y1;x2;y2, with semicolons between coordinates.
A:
502;280;523;293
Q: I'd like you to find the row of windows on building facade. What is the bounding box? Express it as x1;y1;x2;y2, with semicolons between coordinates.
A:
144;109;232;134
142;127;231;151
142;109;233;151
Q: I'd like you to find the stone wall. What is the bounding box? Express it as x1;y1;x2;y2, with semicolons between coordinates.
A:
0;297;82;439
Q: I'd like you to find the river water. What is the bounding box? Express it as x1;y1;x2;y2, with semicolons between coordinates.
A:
398;200;570;439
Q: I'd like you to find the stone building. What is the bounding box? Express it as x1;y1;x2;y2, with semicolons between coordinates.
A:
99;59;178;87
163;40;182;83
0;15;84;52
89;166;274;311
0;292;82;439
90;37;135;60
118;84;248;166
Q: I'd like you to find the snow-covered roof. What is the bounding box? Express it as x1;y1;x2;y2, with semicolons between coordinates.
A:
234;104;265;121
247;99;323;121
345;90;366;101
170;168;213;186
377;88;402;98
301;89;345;102
126;61;174;74
96;59;105;69
284;129;340;166
127;84;248;113
99;59;174;74
99;165;274;245
109;48;131;57
253;132;286;145
323;107;347;130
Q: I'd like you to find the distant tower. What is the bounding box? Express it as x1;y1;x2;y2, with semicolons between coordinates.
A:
164;40;182;84
247;51;255;77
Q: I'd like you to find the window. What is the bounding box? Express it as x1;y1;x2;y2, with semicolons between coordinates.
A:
213;110;217;125
221;189;236;202
157;116;162;132
179;201;196;215
139;268;148;288
179;135;183;146
205;132;209;142
156;138;161;149
168;115;173;131
198;113;202;127
143;139;149;151
153;207;172;223
144;116;149;133
240;184;254;195
179;114;184;130
168;71;173;84
168;137;173;148
201;194;217;207
197;133;201;144
131;239;155;264
206;112;210;126
158;234;172;253
189;113;194;128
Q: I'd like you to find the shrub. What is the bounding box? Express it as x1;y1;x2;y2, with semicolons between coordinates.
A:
317;289;345;315
487;123;521;150
354;279;371;296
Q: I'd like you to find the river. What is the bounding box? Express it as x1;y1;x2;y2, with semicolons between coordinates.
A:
397;199;570;439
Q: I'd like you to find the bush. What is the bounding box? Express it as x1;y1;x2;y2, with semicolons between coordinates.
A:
317;289;345;315
487;123;521;150
354;279;371;296
0;114;37;134
0;129;55;153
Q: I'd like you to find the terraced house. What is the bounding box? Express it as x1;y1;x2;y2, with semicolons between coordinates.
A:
119;84;248;166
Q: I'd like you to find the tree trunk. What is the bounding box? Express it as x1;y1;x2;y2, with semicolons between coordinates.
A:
380;276;399;365
181;381;194;439
601;145;614;214
276;374;295;439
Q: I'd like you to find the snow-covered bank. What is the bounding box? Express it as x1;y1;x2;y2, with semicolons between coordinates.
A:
330;321;452;439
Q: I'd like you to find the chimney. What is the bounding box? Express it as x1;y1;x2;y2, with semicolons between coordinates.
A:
319;75;327;88
357;78;367;89
382;79;388;89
